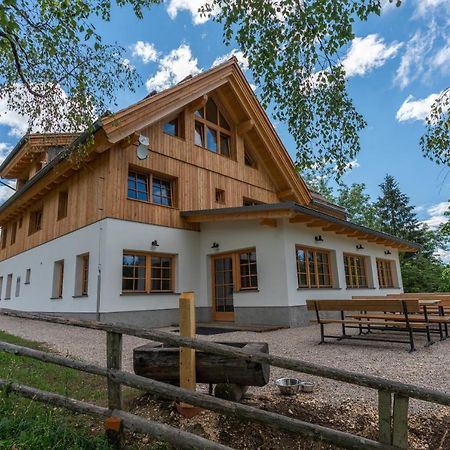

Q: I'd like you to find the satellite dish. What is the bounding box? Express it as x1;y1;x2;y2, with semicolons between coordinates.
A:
136;134;150;160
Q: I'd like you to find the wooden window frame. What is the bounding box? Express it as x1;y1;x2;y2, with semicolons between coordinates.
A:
5;274;12;299
296;245;333;289
29;207;43;236
237;248;258;291
244;144;258;168
122;251;175;294
57;190;69;221
194;97;233;158
1;227;7;249
127;169;176;208
52;260;64;299
10;222;17;245
163;112;185;139
212;248;259;293
215;188;226;205
343;253;368;288
81;254;89;296
243;197;263;207
376;258;395;288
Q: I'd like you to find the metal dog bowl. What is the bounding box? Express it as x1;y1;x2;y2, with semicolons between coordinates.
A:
301;381;315;393
275;378;301;395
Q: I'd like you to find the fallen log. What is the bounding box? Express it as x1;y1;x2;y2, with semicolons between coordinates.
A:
133;342;270;386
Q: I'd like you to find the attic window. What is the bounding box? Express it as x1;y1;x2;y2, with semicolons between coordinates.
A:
163;113;184;138
215;189;225;204
244;145;257;168
194;98;232;157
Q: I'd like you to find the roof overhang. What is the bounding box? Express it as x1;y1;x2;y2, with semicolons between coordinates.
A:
181;202;420;252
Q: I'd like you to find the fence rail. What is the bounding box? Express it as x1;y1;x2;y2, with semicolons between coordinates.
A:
1;308;450;449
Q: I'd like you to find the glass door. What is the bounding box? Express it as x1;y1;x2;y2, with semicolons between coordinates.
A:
212;254;235;321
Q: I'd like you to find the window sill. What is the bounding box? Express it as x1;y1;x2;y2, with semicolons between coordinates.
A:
346;287;376;290
50;297;63;300
73;295;88;298
3;297;10;300
126;197;178;210
379;287;401;290
120;292;179;296
235;289;260;294
24;282;30;285
194;144;235;161
297;287;341;291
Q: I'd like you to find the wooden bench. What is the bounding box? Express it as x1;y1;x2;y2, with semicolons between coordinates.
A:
353;294;450;338
306;299;436;352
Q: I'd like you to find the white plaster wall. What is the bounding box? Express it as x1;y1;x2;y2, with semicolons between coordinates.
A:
99;219;201;312
0;221;102;313
282;219;403;306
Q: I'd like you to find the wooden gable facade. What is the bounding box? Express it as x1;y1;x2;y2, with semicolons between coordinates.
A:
0;59;317;261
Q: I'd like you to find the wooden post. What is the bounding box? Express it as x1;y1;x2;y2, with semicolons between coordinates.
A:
179;292;196;409
107;331;123;410
377;390;391;445
106;331;123;446
392;394;409;449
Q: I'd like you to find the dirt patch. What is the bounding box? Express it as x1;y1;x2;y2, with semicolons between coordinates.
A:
125;392;450;449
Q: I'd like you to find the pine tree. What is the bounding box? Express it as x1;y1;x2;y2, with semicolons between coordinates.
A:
336;183;380;229
375;175;420;243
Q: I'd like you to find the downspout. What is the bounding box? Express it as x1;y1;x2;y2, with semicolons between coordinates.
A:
96;176;105;321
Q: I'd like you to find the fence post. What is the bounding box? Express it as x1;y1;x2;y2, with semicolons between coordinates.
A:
392;394;409;449
179;292;196;409
377;390;391;445
106;331;123;447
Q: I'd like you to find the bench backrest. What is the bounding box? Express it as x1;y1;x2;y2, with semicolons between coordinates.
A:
306;299;420;313
387;293;450;301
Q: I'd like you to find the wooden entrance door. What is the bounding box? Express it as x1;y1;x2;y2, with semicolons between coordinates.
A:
212;254;235;321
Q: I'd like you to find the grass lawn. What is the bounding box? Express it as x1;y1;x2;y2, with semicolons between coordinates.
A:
0;330;157;449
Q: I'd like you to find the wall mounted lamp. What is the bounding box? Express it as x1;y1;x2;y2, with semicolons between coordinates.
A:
314;235;323;242
356;244;364;250
151;240;159;247
211;242;220;249
384;250;392;255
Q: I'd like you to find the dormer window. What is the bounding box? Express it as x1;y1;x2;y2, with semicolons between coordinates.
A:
194;98;231;157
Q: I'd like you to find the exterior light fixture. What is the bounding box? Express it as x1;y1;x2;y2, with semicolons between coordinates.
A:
356;244;364;250
211;242;220;249
314;235;323;242
384;250;392;255
151;240;159;247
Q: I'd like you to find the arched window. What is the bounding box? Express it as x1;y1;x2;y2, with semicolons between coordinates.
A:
194;98;232;157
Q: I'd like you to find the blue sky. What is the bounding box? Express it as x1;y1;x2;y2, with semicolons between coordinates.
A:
0;0;448;241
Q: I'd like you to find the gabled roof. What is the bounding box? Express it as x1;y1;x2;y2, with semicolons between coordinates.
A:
101;57;312;204
181;202;419;252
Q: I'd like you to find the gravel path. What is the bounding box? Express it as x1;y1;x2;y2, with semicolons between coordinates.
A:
2;315;450;414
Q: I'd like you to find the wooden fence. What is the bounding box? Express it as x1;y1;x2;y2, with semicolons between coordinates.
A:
1;309;450;449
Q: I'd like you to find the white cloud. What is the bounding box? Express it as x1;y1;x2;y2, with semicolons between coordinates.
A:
342;34;402;77
213;49;249;70
421;201;449;229
396;92;440;122
0;185;15;206
414;0;450;17
432;41;450;73
166;0;215;25
394;26;437;88
0;97;29;137
131;41;158;64
0;143;12;165
145;43;201;92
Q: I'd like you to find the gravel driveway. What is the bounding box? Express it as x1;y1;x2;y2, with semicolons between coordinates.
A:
1;315;450;414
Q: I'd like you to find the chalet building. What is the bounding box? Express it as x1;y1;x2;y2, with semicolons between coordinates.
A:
0;58;418;327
